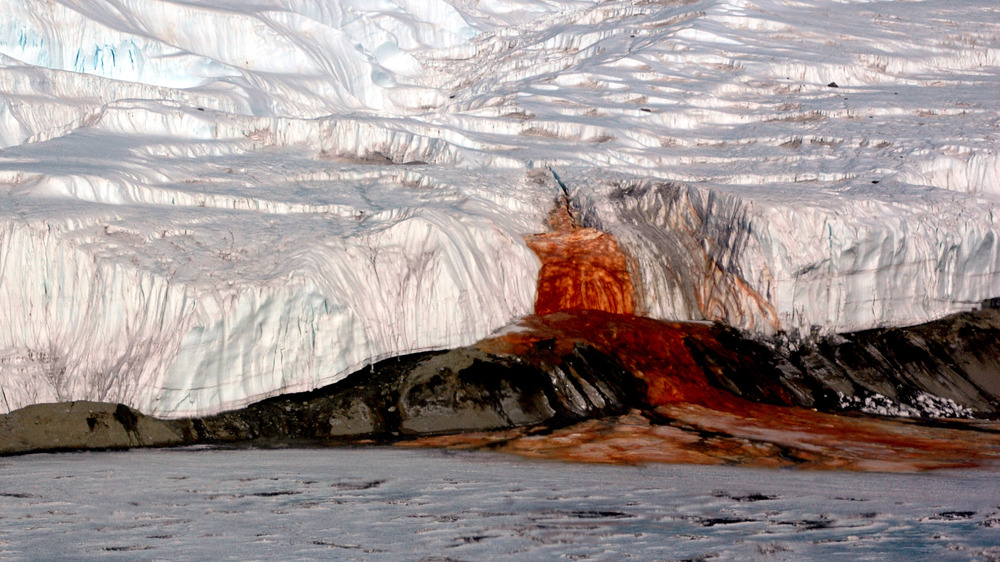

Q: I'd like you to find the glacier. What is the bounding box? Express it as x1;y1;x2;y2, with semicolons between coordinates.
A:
0;0;998;417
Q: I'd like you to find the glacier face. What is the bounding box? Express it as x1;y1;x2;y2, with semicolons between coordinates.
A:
0;122;548;416
0;0;998;416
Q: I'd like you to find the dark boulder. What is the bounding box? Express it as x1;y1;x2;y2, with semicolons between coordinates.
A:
0;401;185;455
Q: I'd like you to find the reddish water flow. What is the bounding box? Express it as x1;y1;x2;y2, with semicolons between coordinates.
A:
405;214;1000;470
412;311;1000;470
524;203;635;315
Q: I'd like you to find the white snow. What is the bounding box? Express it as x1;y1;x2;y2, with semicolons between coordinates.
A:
1;0;998;416
2;448;1000;559
836;390;977;419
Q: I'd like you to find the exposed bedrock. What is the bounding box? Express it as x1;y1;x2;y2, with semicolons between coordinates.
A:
0;401;184;455
0;340;646;454
178;341;645;445
3;306;999;458
768;306;1000;418
414;309;1000;470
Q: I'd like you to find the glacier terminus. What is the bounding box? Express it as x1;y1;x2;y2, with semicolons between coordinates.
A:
0;0;997;419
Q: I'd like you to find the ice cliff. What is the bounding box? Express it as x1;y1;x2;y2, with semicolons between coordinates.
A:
0;0;998;416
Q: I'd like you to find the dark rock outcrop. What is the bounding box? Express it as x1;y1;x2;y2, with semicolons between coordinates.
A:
1;342;645;455
701;308;1000;418
0;401;185;455
180;342;645;446
2;308;998;457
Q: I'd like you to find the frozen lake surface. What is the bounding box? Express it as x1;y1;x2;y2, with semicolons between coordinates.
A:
2;447;1000;560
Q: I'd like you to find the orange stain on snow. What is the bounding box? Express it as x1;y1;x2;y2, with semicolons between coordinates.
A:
525;204;634;315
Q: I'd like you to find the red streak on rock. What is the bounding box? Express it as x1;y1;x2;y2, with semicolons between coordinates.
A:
525;205;634;315
478;312;772;411
405;208;1000;471
431;311;1000;471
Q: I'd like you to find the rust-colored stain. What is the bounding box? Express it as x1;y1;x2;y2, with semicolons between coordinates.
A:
525;203;634;315
411;311;1000;471
405;208;1000;471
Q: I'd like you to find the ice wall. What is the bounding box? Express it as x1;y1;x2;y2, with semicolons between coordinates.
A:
0;125;547;417
589;179;999;334
0;95;551;417
1;0;999;415
469;0;1000;333
0;0;481;117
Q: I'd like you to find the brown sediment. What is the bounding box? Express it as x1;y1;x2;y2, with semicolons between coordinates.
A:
407;311;1000;471
524;201;635;315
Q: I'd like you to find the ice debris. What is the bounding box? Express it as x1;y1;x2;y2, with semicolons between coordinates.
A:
837;391;976;420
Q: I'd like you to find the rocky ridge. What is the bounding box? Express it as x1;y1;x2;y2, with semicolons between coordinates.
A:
3;306;1000;471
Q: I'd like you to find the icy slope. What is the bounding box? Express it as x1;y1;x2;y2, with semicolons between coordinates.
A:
1;0;999;416
423;0;1000;333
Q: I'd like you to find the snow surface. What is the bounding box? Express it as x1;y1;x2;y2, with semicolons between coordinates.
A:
837;390;977;419
2;448;1000;560
1;0;999;416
